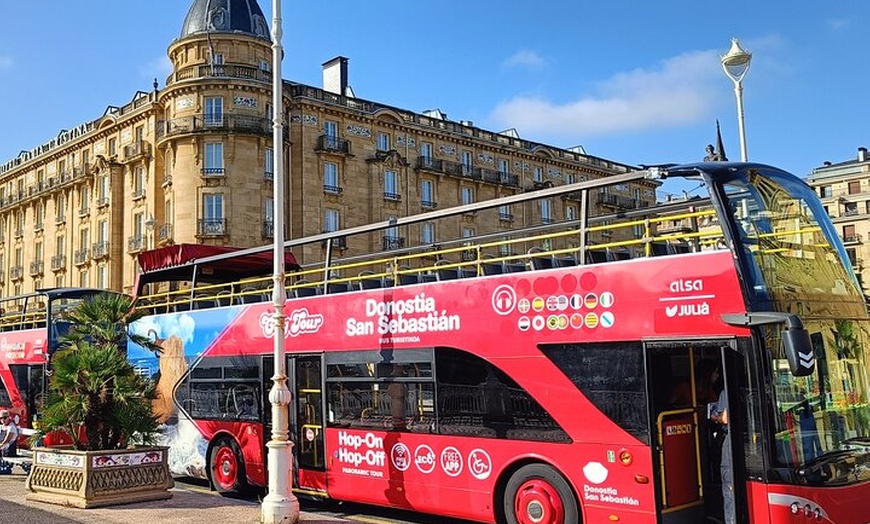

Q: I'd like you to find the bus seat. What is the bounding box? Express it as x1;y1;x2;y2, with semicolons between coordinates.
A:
555;255;577;267
358;271;384;290
503;261;527;273
215;290;233;307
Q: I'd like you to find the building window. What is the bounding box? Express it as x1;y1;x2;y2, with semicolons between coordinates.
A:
533;166;543;182
324;120;338;138
384;170;400;200
79;269;89;287
499;159;510;176
264;198;274;238
265;148;274;180
422;222;436;244
421;180;435;208
97;264;107;289
420;143;432;161
324;209;339;232
204;142;224;176
204;96;224;126
56;194;66;223
108;138;117;156
133;166;145;199
566;205;577;221
461;151;473;172
462;227;475;239
461;186;474;205
819;185;832;198
377;132;391;152
848;181;861;195
499;204;512;221
844;202;859;216
201;193;225;235
541;199;552;224
324;163;340;193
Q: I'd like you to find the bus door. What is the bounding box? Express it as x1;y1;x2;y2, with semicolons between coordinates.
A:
288;354;327;495
645;340;732;524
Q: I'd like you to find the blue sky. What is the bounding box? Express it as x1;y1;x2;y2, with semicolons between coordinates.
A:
0;1;867;180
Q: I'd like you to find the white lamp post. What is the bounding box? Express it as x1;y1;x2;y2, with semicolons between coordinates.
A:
261;0;299;522
721;38;752;162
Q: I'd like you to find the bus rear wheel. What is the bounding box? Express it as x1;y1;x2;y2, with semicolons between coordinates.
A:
209;437;247;494
503;464;579;524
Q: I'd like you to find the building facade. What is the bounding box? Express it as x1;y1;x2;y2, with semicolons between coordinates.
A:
0;0;654;297
806;147;870;295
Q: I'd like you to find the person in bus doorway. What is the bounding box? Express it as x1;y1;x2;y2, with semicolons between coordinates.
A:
0;410;19;458
711;388;734;524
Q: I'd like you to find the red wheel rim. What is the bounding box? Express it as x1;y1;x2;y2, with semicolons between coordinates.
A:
514;478;566;524
213;446;238;490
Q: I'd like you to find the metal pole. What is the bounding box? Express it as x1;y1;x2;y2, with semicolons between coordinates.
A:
734;81;748;162
261;0;298;522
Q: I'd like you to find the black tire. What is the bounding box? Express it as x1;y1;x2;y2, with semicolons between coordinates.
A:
209;437;248;494
502;464;579;524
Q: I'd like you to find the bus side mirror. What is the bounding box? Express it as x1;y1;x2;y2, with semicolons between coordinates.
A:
782;325;814;377
722;311;815;377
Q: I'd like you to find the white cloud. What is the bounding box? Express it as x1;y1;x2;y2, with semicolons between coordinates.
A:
490;50;721;138
141;55;173;84
504;50;546;69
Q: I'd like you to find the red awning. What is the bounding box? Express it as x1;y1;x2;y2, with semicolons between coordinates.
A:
135;244;299;294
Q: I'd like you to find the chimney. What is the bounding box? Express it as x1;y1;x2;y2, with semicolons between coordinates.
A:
823;161;832;167
859;147;868;163
322;56;348;96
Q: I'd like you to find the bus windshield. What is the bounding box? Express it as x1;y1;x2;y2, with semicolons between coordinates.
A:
718;166;870;481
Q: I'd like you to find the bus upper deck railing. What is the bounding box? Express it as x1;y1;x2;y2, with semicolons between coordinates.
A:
136;206;729;314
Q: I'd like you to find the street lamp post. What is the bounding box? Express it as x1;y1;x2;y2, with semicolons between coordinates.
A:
721;38;752;162
261;0;299;523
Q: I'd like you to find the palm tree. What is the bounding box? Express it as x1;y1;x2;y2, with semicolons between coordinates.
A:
39;292;161;451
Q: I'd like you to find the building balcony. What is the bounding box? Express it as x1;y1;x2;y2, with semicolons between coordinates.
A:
157;114;271;139
92;241;110;259
96;197;109;208
382;236;405;251
499;212;514;222
421;200;438;210
14;228;23;239
157;223;173;244
29;260;44;276
384;192;402;202
128;235;146;253
201;167;225;178
132;189;146;201
262;221;273;239
74;249;89;266
162;174;173;187
323;185;343;195
597;192;641;210
264;171;274;182
843;234;863;244
78;206;90;218
122;141;152;163
166;63;272;87
321;235;347;250
198;219;227;237
315;135;352;155
51;255;66;271
10;266;24;281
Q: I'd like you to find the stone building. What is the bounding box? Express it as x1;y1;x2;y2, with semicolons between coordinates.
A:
806;147;870;295
0;0;654;296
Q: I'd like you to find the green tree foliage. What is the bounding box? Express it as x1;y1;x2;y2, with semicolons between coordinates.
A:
39;293;161;451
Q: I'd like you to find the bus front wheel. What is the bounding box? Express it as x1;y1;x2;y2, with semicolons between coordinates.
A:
503;464;579;524
209;437;247;494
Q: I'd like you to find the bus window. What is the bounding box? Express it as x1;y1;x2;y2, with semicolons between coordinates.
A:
541;342;649;444
176;356;262;421
434;348;569;442
0;376;11;406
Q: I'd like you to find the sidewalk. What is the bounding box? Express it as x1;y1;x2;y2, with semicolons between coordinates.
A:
0;460;350;524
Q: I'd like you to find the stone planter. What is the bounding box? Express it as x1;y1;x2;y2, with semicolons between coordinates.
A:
25;446;174;508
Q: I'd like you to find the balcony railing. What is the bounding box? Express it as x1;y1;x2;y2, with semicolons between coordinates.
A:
132;189;146;200
384;192;402;202
315;135;352;155
598;192;641;210
499;212;514;222
264;171;274;182
122;141;151;162
421;200;438;209
157;223;173;243
10;266;24;280
92;241;110;259
198;219;228;237
201;167;225;177
128;235;146;253
167;63;272;87
263;221;273;239
29;260;44;276
14;228;23;239
844;234;863;243
51;255;66;271
321;235;347;250
157;114;271;139
74;249;89;265
323;185;342;195
382;236;405;251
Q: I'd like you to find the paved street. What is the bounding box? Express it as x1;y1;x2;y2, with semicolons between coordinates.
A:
0;462;350;524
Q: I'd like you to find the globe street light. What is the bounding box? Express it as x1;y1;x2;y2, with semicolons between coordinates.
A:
721;38;752;162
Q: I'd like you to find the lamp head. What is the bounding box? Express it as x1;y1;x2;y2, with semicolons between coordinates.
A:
721;38;752;82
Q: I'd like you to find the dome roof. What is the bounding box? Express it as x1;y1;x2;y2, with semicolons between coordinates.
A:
180;0;270;41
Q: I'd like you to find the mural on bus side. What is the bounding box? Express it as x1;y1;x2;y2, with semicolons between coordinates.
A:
129;308;243;478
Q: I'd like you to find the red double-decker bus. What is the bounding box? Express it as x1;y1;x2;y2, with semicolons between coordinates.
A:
131;162;869;524
0;288;106;442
